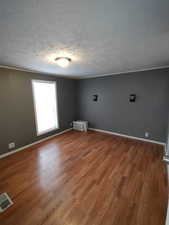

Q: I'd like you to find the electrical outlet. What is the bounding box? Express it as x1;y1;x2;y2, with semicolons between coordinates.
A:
145;132;149;138
8;142;15;149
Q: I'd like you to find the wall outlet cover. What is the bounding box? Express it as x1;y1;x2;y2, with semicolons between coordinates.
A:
8;142;15;149
145;132;149;138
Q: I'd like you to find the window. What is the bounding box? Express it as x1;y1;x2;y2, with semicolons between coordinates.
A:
32;80;59;135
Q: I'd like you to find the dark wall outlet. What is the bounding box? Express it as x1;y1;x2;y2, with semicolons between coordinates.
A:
129;94;136;102
93;94;98;101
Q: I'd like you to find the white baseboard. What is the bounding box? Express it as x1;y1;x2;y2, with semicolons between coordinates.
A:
0;128;72;159
0;127;165;159
89;128;166;146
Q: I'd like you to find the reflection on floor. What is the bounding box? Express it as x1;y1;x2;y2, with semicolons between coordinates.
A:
0;130;168;225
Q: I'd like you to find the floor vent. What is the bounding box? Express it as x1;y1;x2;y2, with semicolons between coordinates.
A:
0;193;13;213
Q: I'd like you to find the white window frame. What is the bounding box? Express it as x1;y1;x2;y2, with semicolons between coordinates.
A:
31;79;59;136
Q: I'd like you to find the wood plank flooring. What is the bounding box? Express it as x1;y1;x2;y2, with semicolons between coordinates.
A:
0;130;168;225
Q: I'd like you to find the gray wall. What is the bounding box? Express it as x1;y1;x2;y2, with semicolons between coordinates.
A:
0;68;77;155
1;67;169;156
77;68;169;142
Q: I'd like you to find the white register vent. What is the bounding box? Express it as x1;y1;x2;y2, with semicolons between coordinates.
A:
73;121;88;132
0;193;13;213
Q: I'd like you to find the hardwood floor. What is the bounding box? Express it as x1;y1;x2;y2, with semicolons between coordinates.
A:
0;130;168;225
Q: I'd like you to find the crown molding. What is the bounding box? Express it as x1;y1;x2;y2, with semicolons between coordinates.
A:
0;64;169;80
0;64;79;79
78;65;169;79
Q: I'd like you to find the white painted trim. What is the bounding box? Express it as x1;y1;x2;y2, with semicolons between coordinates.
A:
0;65;77;79
0;64;169;80
89;128;166;146
0;128;72;159
0;127;166;159
163;156;169;164
78;65;169;79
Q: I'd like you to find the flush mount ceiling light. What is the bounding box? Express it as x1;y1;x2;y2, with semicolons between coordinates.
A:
55;57;71;67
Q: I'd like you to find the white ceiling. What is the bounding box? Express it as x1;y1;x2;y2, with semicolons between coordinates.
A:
0;0;169;78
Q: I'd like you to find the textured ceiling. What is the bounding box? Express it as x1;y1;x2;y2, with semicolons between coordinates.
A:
0;0;169;78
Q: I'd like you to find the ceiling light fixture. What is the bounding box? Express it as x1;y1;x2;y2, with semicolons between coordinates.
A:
55;57;71;67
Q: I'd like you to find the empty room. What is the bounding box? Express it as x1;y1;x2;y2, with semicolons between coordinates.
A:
0;0;169;225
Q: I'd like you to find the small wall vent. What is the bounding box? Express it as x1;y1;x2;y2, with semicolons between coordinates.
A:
0;193;13;213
